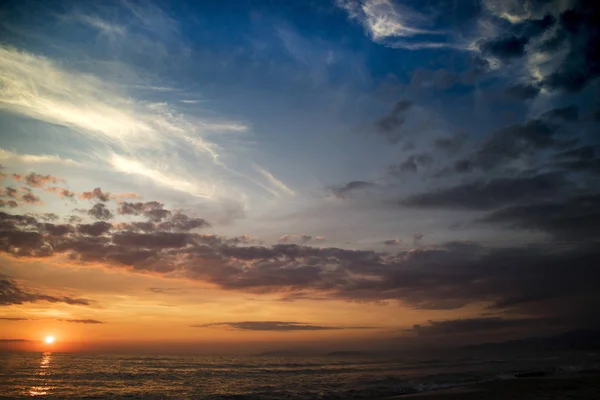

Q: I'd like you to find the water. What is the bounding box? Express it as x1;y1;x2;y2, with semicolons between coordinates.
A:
1;351;599;399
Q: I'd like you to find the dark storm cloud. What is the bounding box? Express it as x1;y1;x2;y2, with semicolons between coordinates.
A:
191;321;370;331
374;100;412;144
330;181;374;198
40;223;75;236
542;105;579;121
504;83;541;99
58;319;104;324
481;193;600;240
434;133;467;154
517;14;556;38
541;0;600;92
389;153;433;175
88;203;113;220
480;35;529;60
0;276;91;306
546;145;600;174
401;172;570;210
406;317;551;336
77;221;112;236
446;119;564;174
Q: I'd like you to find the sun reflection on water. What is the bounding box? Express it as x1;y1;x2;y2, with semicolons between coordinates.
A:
29;352;52;396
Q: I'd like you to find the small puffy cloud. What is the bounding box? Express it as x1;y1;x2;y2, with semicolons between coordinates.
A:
12;172;64;188
88;203;114;220
80;188;111;202
45;187;77;199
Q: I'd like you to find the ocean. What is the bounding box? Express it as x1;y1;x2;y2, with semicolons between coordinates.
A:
1;350;599;399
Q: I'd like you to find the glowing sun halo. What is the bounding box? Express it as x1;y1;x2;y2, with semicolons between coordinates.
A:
45;336;55;344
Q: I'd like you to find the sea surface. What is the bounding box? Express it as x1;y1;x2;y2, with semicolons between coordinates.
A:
1;350;599;399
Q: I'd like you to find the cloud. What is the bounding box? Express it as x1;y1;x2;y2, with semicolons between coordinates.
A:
0;148;81;167
110;155;217;200
45;187;77;199
0;200;18;208
0;275;91;306
0;317;28;321
446;119;564;174
481;193;600;240
337;0;453;51
88;203;114;220
80;188;111;202
330;181;375;199
389;153;432;175
191;321;371;331
504;83;541;99
479;35;529;60
67;13;126;36
374;100;412;143
0;44;261;205
542;105;579;121
77;221;112;236
0;186;43;206
401;172;571;210
253;165;295;198
541;1;600;92
58;318;104;324
406;317;551;336
12;172;64;188
382;239;401;246
1;178;600;326
478;0;600;93
434;133;467;154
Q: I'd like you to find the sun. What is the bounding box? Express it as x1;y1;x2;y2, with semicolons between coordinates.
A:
44;336;55;344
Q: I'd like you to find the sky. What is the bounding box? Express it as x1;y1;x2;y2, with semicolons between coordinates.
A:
1;0;599;355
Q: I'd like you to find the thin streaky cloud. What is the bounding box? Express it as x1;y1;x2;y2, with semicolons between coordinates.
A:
110;154;217;200
253;164;295;197
0;148;82;167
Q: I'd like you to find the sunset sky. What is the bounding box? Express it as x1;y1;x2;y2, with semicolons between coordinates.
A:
1;0;599;355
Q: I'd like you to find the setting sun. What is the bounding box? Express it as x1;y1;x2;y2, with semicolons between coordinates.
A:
45;336;55;344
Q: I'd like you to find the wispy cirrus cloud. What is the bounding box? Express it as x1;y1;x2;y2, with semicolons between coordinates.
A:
0;148;82;167
337;0;456;50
